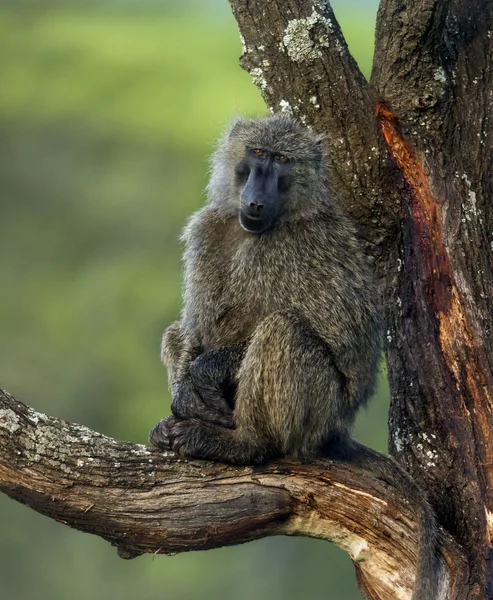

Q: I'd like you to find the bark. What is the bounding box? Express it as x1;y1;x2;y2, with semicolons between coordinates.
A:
1;0;492;598
0;389;466;599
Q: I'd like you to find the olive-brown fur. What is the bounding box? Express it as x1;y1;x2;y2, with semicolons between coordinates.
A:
153;114;380;462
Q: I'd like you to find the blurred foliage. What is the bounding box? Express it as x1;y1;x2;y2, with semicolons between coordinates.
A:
0;2;385;600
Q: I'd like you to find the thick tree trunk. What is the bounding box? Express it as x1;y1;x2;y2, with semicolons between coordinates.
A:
1;1;492;598
229;0;493;597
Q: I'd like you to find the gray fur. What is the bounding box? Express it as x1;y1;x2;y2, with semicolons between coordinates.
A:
150;114;437;600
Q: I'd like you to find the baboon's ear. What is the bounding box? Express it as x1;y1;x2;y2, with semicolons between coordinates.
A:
228;118;247;139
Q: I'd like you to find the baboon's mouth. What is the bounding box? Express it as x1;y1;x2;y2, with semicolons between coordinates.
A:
238;211;275;235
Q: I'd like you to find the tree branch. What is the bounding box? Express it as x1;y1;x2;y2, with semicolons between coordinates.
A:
0;388;466;599
228;0;402;250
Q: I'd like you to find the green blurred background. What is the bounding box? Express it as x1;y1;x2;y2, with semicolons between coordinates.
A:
0;1;387;599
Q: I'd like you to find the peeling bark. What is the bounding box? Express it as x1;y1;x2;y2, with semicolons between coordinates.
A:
0;389;467;599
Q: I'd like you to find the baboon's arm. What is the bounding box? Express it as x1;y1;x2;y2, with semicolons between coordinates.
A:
162;322;246;427
160;320;200;392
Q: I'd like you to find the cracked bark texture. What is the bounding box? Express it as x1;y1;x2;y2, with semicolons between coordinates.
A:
229;0;493;597
1;0;492;598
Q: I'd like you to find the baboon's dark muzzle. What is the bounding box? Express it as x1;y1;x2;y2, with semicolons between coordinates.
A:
239;165;279;234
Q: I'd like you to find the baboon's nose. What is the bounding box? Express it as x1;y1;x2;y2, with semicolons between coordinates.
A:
249;202;264;214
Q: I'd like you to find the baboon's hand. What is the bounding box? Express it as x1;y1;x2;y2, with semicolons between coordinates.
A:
157;418;217;460
189;345;244;396
172;377;234;428
149;416;180;451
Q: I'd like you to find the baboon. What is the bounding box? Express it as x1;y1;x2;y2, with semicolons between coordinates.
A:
150;114;437;599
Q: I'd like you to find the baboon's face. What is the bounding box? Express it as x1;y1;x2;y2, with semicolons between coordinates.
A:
234;147;293;234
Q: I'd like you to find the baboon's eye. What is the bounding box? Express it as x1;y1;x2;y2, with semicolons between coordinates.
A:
277;155;289;163
252;148;265;157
